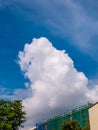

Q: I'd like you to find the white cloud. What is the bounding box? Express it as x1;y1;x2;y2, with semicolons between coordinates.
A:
18;37;98;129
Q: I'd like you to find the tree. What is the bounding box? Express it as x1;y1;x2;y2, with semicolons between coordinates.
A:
0;99;26;130
82;118;90;130
61;120;81;130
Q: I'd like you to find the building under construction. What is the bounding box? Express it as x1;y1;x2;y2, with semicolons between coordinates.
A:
36;103;92;130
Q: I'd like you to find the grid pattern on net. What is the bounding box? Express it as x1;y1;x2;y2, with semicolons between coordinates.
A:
37;103;92;130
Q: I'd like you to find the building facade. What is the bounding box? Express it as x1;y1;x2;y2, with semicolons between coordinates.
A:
89;102;98;130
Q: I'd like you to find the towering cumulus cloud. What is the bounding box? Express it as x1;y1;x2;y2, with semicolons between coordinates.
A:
18;37;98;129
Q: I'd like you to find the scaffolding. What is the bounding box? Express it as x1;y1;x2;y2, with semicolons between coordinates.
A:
36;103;92;130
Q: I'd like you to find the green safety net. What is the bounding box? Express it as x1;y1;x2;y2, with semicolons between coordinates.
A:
37;103;92;130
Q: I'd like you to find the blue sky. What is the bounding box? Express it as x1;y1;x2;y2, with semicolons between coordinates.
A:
1;0;98;128
0;0;98;91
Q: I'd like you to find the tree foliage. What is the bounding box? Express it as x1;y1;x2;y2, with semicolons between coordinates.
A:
0;99;26;130
61;120;81;130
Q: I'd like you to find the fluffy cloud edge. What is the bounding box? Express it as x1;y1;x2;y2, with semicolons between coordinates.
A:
17;37;98;129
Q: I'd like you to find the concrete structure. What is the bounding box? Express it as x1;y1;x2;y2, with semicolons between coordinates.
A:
89;102;98;130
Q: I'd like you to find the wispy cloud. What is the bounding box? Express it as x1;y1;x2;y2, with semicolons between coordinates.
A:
40;0;98;57
0;86;32;100
1;0;98;58
0;86;14;99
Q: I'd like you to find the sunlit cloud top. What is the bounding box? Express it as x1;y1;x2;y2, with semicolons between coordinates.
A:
18;37;98;129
